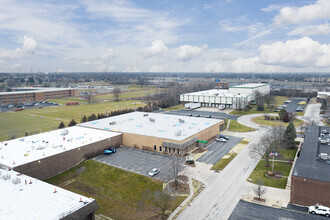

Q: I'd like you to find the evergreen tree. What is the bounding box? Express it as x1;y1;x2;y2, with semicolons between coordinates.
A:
25;132;29;137
87;113;97;121
321;99;327;111
278;109;287;120
283;112;290;122
81;115;87;123
58;121;65;129
68;119;77;127
283;122;296;149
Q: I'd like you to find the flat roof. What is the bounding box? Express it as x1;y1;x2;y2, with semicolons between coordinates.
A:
229;83;267;89
0;169;95;219
181;89;250;98
0;87;75;96
0;126;121;168
292;126;330;182
229;200;323;220
79;112;223;142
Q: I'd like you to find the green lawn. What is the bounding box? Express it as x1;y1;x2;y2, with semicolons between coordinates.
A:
162;105;186;111
228;120;256;132
127;85;156;91
46;160;186;220
48;97;100;105
94;89;161;100
0;100;146;141
274;96;289;105
248;147;297;189
211;153;238;171
252;116;304;127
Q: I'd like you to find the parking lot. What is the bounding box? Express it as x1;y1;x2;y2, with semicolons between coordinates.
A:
93;147;185;182
283;98;307;113
163;109;239;121
197;136;243;165
0;102;59;113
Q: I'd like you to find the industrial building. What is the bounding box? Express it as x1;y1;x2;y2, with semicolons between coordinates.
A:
0;169;98;219
0;126;122;180
180;83;270;109
0;87;79;105
291;126;330;207
79;112;224;155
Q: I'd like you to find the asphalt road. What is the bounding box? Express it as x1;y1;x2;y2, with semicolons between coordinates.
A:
0;103;59;113
197;136;243;165
93;147;185;182
304;103;323;126
285;98;307;112
163;109;239;121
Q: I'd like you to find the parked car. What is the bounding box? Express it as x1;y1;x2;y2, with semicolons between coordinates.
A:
188;114;193;117
195;114;200;117
219;135;229;140
104;148;116;155
308;205;330;217
273;108;279;112
148;168;160;177
205;115;212;118
215;138;227;142
284;100;291;104
219;105;225;110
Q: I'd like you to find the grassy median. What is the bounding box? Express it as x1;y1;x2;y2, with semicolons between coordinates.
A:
228;120;256;132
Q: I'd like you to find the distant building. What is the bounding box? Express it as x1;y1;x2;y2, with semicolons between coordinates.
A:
180;83;270;109
0;87;79;105
291;126;330;207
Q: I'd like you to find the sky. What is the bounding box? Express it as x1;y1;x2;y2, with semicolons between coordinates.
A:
0;0;330;73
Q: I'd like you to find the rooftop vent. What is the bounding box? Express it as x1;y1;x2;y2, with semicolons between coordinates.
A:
149;118;155;122
12;178;21;185
2;174;11;180
179;119;185;123
109;121;116;125
144;113;149;117
175;130;182;136
60;129;68;136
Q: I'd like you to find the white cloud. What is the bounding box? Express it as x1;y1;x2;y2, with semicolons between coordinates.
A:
175;44;207;61
261;4;283;12
143;40;168;57
22;36;37;53
0;36;37;59
288;22;330;36
219;19;264;34
273;0;330;25
204;61;226;72
259;37;330;68
102;48;116;61
149;64;167;72
231;56;279;72
124;65;140;72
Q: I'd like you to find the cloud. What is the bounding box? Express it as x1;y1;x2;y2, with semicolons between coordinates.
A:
0;36;37;59
102;48;116;61
259;37;330;68
261;4;283;12
143;40;168;57
288;22;330;36
219;19;264;34
175;44;207;61
204;61;226;72
149;64;167;72
124;65;140;72
273;0;330;25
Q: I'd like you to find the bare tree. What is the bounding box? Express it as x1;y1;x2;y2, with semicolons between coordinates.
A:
234;97;245;112
113;88;121;101
264;94;274;109
169;157;180;189
270;126;285;151
250;132;276;167
84;89;96;104
253;90;262;106
254;179;267;200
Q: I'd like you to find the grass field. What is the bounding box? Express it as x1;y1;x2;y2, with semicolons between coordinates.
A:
228;120;256;132
211;153;238;171
0;100;146;141
252;116;304;127
46;160;186;219
94;89;161;100
162;105;186;111
248;147;297;189
48;97;100;105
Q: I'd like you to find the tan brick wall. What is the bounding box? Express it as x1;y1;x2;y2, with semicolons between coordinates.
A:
291;176;330;207
13;134;122;180
34;92;45;102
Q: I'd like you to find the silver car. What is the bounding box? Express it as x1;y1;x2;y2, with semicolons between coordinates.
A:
148;168;160;177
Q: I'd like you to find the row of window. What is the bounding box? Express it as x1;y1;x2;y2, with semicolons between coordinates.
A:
154;145;180;154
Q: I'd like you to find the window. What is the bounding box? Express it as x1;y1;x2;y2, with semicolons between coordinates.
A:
173;149;175;153
159;146;162;151
164;147;167;152
154;145;156;150
177;149;180;154
169;148;171;153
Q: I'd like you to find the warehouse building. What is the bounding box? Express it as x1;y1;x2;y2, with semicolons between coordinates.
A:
291;126;330;207
0;87;79;105
79;112;224;155
0;126;122;180
180;83;270;109
0;169;98;219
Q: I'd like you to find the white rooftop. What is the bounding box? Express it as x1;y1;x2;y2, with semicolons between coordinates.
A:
0;126;120;168
79;112;222;142
229;83;267;88
0;87;75;96
0;169;94;219
181;89;250;98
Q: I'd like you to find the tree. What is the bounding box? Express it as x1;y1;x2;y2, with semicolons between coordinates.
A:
58;121;65;129
87;114;97;121
278;109;287;120
250;132;276;167
283;112;290;122
28;76;35;84
283;122;296;149
253;90;262;106
271;126;285;151
68;119;77;127
84;89;96;104
321;99;327;111
264;94;274;109
169;157;180;190
113;88;121;101
81;115;87;123
25;132;29;137
254;179;267;200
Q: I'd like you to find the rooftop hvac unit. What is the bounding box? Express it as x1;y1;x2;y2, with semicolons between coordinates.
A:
319;153;330;160
149;118;155;122
2;174;11;180
179;119;185;123
12;178;21;185
144;113;149;117
109;121;116;125
175;130;182;136
60;129;69;136
215;93;219;96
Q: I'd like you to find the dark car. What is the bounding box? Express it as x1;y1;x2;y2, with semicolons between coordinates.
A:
206;115;212;118
195;114;200;117
219;135;229;140
104;148;116;155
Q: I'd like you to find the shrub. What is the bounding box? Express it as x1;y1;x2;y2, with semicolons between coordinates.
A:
257;105;264;111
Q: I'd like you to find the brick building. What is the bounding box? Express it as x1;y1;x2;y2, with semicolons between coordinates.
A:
291;126;330;207
0;87;79;105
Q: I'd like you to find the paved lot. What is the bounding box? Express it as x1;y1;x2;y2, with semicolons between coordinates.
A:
284;98;307;112
163;109;239;120
197;136;243;164
0;102;59;113
93;147;185;182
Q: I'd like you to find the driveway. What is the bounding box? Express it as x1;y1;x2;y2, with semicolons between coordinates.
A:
163;109;239;121
197;136;243;165
93;147;185;182
285;98;307;112
303;103;324;126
